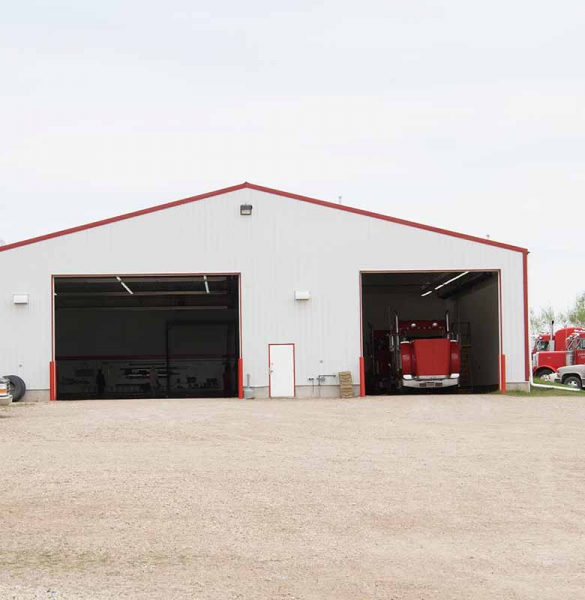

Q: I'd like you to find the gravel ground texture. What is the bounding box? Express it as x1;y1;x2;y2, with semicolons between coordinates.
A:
1;396;584;600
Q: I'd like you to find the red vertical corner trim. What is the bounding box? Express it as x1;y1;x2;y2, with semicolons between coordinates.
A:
500;354;507;394
523;251;530;382
49;361;56;401
359;357;366;397
238;358;244;399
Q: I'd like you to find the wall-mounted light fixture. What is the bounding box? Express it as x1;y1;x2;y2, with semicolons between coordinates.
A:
295;290;311;301
240;204;253;216
13;294;29;305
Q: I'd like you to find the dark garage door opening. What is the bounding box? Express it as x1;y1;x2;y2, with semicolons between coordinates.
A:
362;271;500;395
54;275;240;399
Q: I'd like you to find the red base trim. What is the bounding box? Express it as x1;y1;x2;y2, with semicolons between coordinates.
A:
500;354;507;394
49;361;56;401
359;357;366;397
238;358;244;399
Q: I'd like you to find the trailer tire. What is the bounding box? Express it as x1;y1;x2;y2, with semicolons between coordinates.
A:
564;375;582;390
535;368;554;380
6;375;26;401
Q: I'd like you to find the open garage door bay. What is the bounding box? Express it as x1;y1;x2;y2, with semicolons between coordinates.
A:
362;270;501;395
54;275;240;400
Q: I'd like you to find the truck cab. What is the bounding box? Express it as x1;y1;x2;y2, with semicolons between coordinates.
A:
531;327;580;355
533;330;585;378
394;318;461;390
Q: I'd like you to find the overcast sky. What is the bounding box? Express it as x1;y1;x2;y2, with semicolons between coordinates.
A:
1;0;583;313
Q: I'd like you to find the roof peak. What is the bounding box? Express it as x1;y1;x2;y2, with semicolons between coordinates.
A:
0;182;527;254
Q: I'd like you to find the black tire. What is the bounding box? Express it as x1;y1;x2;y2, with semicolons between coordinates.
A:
6;375;26;401
564;375;583;390
535;368;554;379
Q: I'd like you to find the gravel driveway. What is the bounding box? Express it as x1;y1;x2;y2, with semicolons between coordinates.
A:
1;396;584;599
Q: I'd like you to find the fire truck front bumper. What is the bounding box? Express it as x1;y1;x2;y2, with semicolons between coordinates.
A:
402;375;460;389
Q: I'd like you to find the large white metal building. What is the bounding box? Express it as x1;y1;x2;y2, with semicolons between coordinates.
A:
0;182;530;400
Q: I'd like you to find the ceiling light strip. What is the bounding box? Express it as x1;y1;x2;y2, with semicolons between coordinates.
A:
434;271;470;291
116;276;134;295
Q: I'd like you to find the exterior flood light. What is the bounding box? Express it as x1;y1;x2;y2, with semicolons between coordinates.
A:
13;294;29;305
240;204;253;216
294;290;310;301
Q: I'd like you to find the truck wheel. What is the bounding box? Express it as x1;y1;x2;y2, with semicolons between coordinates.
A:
564;376;582;390
6;375;26;401
535;368;554;380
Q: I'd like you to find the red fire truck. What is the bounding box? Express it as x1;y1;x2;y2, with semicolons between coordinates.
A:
532;328;585;378
368;313;461;392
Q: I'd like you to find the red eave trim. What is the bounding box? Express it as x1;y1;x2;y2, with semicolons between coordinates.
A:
0;181;528;255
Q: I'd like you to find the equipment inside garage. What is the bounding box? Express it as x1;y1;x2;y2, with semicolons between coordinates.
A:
362;271;499;394
54;275;240;399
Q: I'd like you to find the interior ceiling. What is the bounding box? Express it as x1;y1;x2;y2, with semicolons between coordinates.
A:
54;275;238;310
362;271;494;299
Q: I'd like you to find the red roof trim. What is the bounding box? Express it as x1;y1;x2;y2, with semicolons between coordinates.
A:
0;181;528;254
0;183;248;254
247;183;528;254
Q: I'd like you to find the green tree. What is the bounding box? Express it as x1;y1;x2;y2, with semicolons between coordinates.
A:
530;306;559;335
565;292;585;327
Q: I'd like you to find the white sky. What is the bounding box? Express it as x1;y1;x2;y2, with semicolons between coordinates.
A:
1;0;583;312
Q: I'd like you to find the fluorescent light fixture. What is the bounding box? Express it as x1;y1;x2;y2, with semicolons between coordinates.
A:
434;271;470;290
421;290;433;297
240;204;253;216
116;276;134;295
203;275;210;294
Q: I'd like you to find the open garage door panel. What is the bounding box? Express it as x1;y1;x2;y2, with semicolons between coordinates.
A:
54;275;240;399
362;271;500;395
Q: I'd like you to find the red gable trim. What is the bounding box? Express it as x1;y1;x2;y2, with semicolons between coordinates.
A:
0;181;528;254
0;183;248;254
247;183;528;254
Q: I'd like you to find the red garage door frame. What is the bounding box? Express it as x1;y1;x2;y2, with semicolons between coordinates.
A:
358;269;508;395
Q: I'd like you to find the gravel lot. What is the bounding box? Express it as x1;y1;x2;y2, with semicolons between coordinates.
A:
1;396;584;599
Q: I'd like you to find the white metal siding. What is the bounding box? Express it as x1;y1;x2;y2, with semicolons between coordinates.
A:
0;188;527;391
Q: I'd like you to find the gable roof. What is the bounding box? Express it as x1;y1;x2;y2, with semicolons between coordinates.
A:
0;182;528;254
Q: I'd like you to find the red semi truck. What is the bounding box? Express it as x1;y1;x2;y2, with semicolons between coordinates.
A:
532;327;580;355
369;314;461;392
532;327;585;378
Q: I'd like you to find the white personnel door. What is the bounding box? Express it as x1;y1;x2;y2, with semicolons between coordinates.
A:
269;344;295;397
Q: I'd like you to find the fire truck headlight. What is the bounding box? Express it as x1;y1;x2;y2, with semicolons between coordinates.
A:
403;374;413;380
451;373;460;379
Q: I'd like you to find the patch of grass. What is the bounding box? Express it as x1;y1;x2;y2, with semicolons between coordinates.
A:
505;388;582;397
491;378;585;397
533;377;576;389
